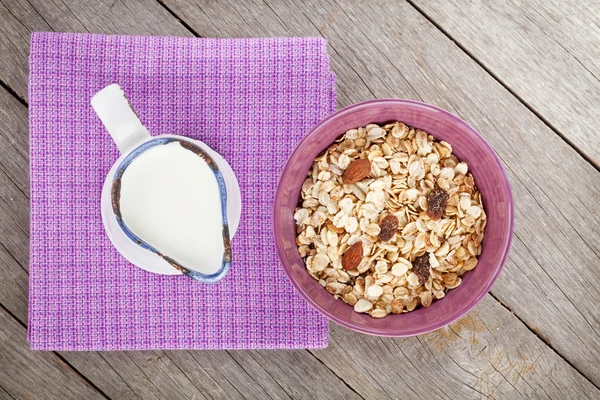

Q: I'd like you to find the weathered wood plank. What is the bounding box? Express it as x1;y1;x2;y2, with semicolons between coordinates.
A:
502;0;600;79
0;386;13;400
0;307;105;400
0;167;29;269
166;350;293;399
0;1;45;102
54;352;140;400
0;87;28;195
0;0;190;101
237;350;362;399
410;0;600;165
162;0;600;387
313;298;600;399
2;0;600;397
0;89;30;274
154;351;256;399
0;242;28;322
85;352;206;400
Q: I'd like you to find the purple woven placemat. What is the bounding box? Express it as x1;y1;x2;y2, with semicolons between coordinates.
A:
28;32;335;350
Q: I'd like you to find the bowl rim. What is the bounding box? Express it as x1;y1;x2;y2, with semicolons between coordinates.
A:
273;98;514;336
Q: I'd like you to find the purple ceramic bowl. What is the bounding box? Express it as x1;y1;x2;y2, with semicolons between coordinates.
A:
273;99;513;336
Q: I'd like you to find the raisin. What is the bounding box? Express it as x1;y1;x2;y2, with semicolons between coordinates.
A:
427;188;449;220
412;254;430;285
378;214;399;242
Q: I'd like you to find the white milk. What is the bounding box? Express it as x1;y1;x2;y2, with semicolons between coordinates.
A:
119;141;224;275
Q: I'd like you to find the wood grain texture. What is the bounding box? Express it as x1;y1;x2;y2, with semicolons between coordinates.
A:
0;89;29;269
314;299;599;399
0;241;28;323
159;0;600;386
0;307;105;400
1;0;600;398
410;0;600;165
0;0;190;101
0;386;13;400
0;86;28;195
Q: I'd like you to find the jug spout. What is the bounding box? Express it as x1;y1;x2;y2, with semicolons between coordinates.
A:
91;84;150;153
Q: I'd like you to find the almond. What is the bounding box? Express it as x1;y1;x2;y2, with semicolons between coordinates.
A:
342;159;372;184
378;214;399;242
342;241;363;270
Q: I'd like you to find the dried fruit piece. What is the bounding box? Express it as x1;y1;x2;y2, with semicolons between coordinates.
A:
427;188;449;220
378;214;399;242
412;254;430;285
343;159;372;184
342;241;363;270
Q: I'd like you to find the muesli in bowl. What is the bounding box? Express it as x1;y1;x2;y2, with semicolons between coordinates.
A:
294;122;486;318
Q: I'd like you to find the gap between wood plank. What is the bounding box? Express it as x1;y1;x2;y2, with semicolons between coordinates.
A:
0;304;111;399
155;0;203;38
404;0;600;173
0;241;27;274
0;81;26;107
0;385;14;400
226;352;292;399
487;291;600;391
306;346;366;399
507;0;600;85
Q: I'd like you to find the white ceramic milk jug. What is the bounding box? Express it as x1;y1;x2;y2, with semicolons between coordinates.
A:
92;84;241;283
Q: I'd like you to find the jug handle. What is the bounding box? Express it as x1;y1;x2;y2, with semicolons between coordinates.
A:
91;84;151;154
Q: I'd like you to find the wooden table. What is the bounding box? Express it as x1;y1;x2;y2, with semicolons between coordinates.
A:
1;0;599;398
